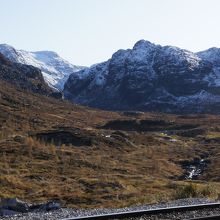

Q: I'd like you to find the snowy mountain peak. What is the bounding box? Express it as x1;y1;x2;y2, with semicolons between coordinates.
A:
0;44;22;62
197;47;220;65
133;39;156;50
161;46;202;70
198;47;220;54
64;39;220;113
0;44;85;90
0;44;14;50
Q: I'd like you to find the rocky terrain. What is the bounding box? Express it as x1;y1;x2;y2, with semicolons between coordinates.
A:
64;40;220;113
0;44;85;90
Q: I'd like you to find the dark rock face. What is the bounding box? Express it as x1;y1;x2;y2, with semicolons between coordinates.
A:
64;40;220;113
0;53;62;98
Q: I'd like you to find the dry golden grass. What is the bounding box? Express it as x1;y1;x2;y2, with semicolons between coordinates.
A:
1;81;220;208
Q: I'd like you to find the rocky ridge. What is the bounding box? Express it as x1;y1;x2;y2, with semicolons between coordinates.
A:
64;40;220;113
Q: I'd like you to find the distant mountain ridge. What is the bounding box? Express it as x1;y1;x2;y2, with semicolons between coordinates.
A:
2;40;220;113
64;40;220;113
0;44;85;90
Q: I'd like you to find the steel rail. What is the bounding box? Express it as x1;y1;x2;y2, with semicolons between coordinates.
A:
61;202;220;220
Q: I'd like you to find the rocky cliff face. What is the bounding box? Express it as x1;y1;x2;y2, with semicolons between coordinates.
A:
64;40;220;113
0;53;62;98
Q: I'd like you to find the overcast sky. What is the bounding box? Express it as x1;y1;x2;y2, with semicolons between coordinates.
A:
1;0;220;66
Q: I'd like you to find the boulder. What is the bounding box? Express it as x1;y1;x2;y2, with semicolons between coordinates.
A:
0;198;30;213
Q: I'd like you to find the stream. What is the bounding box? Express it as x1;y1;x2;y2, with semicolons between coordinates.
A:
180;156;209;180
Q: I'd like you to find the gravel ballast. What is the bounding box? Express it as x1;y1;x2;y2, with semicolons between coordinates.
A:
0;198;218;220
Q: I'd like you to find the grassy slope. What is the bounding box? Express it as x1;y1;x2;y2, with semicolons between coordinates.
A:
1;81;220;208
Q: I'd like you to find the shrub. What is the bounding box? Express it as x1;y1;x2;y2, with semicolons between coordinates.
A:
174;183;198;199
173;183;217;199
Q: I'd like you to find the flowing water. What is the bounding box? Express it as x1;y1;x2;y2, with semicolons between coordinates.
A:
180;156;209;180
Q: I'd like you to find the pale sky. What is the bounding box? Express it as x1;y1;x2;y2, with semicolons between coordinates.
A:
0;0;220;66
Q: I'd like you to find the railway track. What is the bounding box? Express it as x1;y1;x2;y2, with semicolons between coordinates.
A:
61;202;220;220
189;215;220;220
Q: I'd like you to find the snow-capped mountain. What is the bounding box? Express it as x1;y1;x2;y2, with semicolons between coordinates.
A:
64;40;220;113
0;53;62;98
0;44;84;90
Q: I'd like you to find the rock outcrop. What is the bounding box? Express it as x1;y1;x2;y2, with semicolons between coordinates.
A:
0;53;62;98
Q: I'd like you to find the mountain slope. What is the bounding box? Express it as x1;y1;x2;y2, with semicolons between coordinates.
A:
0;44;84;90
64;40;220;113
197;48;220;88
0;52;62;98
3;74;220;208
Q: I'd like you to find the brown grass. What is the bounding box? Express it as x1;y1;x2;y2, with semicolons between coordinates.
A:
1;81;220;208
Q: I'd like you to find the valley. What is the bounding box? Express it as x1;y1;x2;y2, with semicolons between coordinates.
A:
2;1;220;219
1;79;220;209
